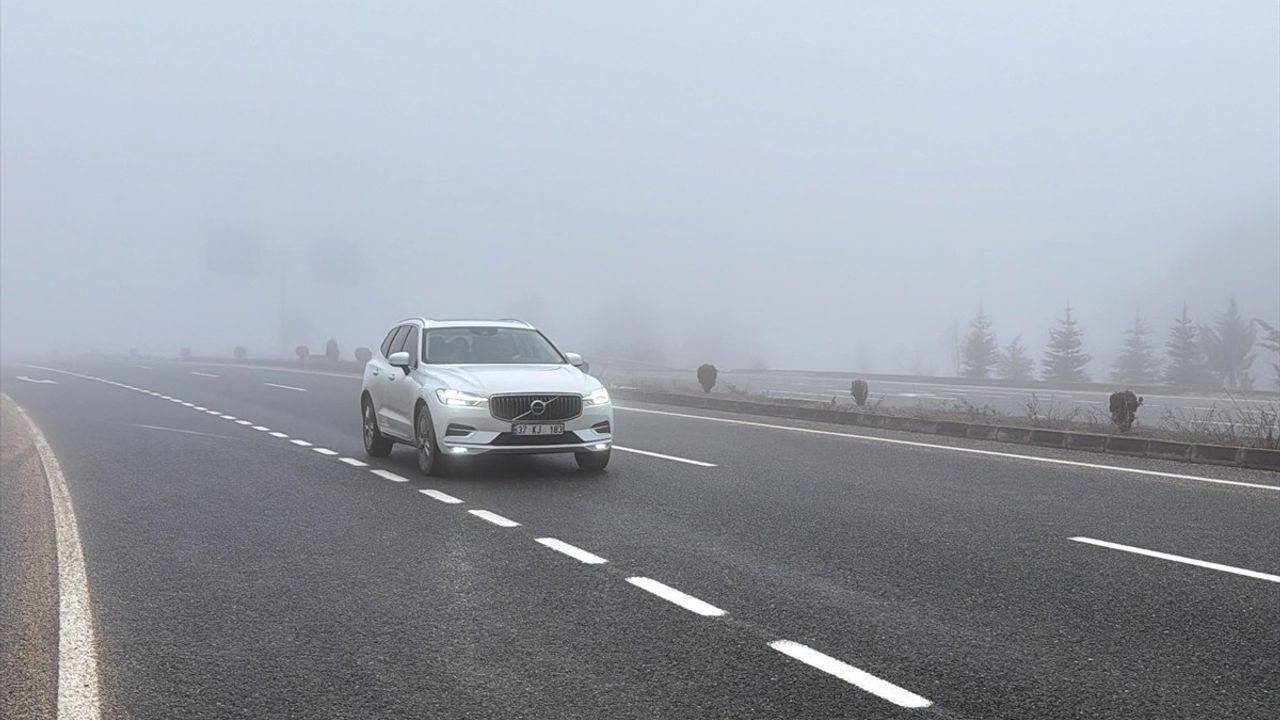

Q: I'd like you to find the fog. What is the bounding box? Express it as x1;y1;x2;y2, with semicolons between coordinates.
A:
3;2;1278;376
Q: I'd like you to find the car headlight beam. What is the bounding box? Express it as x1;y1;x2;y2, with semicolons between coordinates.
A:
584;387;610;405
435;389;489;407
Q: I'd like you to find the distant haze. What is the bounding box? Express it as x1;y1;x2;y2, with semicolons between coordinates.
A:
3;2;1277;375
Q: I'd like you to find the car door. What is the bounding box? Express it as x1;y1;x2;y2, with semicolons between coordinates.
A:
374;324;411;436
384;324;423;439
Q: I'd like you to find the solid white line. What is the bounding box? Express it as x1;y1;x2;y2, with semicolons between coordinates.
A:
1069;537;1280;583
263;382;308;392
616;406;1280;491
469;509;520;527
235;420;253;426
419;488;464;504
12;400;102;719
132;424;226;439
268;431;289;438
251;425;270;431
312;447;338;456
769;640;931;708
338;457;368;467
371;469;410;483
290;439;313;447
613;445;717;467
189;371;219;378
536;537;608;564
626;577;725;617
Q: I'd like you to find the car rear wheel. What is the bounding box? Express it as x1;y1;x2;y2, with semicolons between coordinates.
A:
575;448;610;472
415;405;445;476
362;397;393;457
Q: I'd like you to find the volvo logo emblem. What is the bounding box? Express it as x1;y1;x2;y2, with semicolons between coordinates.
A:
529;400;547;416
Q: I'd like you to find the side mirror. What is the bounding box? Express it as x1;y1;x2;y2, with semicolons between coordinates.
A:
564;352;589;373
388;351;412;374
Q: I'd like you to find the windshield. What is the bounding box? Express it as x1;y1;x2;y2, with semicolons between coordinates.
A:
423;327;566;365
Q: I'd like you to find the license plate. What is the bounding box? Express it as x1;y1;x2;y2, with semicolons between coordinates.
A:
512;423;564;436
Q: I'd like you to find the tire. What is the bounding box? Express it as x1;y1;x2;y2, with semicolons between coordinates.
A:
362;396;393;457
575;448;610;472
415;404;445;476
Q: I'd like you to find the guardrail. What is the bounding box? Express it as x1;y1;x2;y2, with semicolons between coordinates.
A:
612;389;1280;473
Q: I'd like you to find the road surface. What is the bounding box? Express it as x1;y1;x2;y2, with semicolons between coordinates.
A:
2;358;1278;719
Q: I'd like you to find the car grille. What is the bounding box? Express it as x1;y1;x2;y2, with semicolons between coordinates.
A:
489;394;583;422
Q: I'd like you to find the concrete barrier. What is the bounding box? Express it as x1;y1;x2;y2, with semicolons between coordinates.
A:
611;389;1279;473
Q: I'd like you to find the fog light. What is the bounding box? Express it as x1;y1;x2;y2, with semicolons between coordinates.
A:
451;447;469;454
594;443;609;451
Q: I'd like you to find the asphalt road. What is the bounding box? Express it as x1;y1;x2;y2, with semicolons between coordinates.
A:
611;369;1280;431
2;358;1278;719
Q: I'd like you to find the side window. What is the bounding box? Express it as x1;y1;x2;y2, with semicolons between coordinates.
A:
379;328;399;358
386;325;410;356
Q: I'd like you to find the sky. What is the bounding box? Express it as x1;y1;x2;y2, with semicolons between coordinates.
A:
3;1;1278;377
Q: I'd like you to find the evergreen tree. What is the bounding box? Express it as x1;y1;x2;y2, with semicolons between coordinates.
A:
1164;303;1208;386
1042;304;1091;383
1110;311;1159;385
960;305;999;379
1201;297;1256;390
996;334;1035;381
1255;319;1280;390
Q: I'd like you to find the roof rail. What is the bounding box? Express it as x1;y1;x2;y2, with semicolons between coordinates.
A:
497;318;532;326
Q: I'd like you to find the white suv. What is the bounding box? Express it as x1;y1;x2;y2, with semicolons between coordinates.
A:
359;318;613;475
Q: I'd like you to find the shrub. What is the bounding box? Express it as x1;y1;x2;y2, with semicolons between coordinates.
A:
1108;390;1143;432
850;379;869;407
325;338;340;361
696;364;718;393
129;347;140;358
296;345;310;361
355;347;373;365
233;346;247;359
179;347;192;359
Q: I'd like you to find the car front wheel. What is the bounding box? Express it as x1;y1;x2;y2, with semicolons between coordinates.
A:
575;448;610;472
415;405;445;476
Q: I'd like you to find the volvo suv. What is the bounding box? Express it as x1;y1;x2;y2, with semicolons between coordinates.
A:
359;318;613;475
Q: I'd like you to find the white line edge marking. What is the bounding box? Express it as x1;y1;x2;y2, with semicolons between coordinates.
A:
626;577;725;617
769;640;932;709
263;382;308;392
312;447;338;456
613;445;717;467
616;406;1280;491
536;537;608;564
11;398;102;719
468;509;520;527
189;371;219;377
268;431;289;438
418;488;464;504
338;457;368;467
1069;537;1280;583
131;424;227;438
371;469;410;483
289;439;313;447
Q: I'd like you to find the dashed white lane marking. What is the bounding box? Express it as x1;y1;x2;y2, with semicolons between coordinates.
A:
613;445;717;467
268;431;289;438
204;410;220;415
11;399;103;719
312;447;338;456
193;406;207;411
264;382;308;392
338;457;368;467
769;640;932;709
219;415;237;420
371;469;410;483
189;371;220;378
418;488;464;504
181;402;194;407
235;420;253;426
290;439;313;447
536;537;608;564
1070;537;1280;583
626;577;726;617
251;425;270;432
469;509;520;527
616;406;1280;491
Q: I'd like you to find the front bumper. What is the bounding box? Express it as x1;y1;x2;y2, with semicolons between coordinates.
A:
433;400;613;456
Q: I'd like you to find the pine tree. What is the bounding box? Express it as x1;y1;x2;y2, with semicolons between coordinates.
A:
1042;304;1091;383
1164;303;1208;386
1201;297;1256;390
1110;311;1159;385
996;334;1035;381
1255;319;1280;390
960;305;999;379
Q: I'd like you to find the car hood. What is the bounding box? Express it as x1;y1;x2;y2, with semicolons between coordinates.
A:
426;364;599;396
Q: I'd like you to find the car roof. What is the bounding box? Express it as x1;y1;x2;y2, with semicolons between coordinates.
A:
395;318;535;330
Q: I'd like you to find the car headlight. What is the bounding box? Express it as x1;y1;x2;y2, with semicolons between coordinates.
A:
435;389;489;407
584;387;610;405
